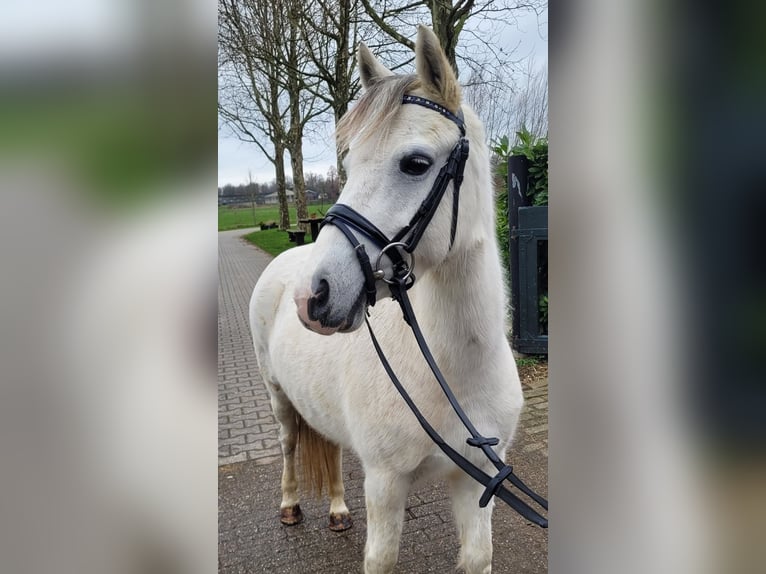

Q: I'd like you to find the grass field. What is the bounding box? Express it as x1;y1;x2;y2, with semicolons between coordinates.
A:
218;204;331;231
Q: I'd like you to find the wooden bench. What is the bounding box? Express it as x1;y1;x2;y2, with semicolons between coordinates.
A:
286;229;306;245
260;221;278;230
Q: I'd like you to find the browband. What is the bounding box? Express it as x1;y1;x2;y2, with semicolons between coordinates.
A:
401;94;465;135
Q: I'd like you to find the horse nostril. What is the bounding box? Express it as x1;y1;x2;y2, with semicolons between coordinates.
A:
307;279;330;321
315;279;329;306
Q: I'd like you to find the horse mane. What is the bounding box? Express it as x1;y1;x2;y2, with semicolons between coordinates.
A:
336;74;422;152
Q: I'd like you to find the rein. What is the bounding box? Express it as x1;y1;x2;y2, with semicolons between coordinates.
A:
321;94;548;528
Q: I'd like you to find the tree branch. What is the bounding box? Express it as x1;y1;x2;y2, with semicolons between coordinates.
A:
360;0;416;49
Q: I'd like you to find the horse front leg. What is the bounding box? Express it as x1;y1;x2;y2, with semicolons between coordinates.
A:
363;470;411;574
449;471;495;574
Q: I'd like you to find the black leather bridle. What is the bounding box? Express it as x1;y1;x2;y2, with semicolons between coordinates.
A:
321;94;548;528
323;95;468;307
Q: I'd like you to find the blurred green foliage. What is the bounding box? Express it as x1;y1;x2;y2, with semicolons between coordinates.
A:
0;88;213;209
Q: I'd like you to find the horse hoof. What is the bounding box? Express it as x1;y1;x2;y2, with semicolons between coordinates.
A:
328;512;353;531
280;504;304;526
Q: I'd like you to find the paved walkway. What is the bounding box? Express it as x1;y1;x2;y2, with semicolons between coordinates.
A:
218;229;548;573
218;228;282;465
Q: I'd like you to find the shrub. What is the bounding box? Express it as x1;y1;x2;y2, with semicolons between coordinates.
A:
493;127;549;335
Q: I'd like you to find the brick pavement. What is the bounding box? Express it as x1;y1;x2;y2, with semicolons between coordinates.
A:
218;228;282;466
218;229;548;572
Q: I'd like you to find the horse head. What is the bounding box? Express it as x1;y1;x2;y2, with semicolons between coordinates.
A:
295;26;478;335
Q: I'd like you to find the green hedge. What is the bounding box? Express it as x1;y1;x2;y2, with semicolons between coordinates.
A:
493;128;549;334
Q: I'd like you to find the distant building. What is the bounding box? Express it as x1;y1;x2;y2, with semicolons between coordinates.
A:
263;189;295;204
240;189;321;206
218;184;261;206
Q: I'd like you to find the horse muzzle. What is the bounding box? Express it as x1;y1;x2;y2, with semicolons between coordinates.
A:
293;278;365;336
294;281;339;335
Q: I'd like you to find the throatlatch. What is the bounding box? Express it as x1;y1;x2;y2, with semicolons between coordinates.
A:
321;94;548;528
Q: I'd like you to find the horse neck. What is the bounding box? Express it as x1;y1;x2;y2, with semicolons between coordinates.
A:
412;232;508;364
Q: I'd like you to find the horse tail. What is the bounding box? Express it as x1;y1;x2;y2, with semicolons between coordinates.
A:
296;414;338;497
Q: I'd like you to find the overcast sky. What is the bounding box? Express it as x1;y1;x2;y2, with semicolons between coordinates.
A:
218;7;548;187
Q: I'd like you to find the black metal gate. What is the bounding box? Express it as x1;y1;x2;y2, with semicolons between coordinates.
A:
508;156;548;354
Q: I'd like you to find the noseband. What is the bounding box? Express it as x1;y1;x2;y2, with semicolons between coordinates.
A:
320;94;548;527
322;95;469;307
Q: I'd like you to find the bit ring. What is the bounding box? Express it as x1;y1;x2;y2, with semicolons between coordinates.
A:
374;242;414;285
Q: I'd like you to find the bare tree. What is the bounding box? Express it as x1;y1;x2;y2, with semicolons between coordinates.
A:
326;165;340;199
218;0;292;229
248;170;258;226
465;58;547;142
355;1;547;145
296;0;364;188
359;0;546;75
220;0;546;215
283;0;329;229
360;0;469;72
219;0;327;230
509;60;548;138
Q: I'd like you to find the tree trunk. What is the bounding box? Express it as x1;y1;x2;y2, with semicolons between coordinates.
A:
335;147;347;191
290;140;308;230
333;108;348;190
274;144;290;230
333;0;351;190
430;0;461;74
288;90;308;229
287;0;308;231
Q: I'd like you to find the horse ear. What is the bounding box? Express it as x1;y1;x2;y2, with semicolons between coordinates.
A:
358;42;393;89
415;25;461;109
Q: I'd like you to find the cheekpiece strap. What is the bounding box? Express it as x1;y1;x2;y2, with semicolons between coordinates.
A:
402;94;465;136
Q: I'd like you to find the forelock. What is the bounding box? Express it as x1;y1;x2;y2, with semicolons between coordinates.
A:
336;75;420;152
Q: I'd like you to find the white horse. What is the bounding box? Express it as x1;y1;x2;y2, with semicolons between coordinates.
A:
250;26;523;574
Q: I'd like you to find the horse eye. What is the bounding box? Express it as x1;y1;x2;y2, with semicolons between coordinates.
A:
399;154;433;176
